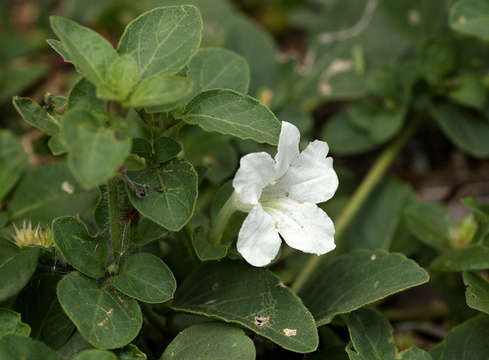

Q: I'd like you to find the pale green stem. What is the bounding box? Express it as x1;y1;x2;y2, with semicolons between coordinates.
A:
209;192;238;245
290;119;420;293
108;178;122;258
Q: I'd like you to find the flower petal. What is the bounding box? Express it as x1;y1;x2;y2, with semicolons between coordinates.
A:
274;121;300;179
263;198;335;255
277;140;338;204
232;152;275;208
237;204;282;267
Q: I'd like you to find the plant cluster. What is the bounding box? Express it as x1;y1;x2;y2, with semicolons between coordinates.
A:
1;0;489;359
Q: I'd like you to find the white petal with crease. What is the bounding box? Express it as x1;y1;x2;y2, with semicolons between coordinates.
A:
263;198;335;255
274;121;300;180
236;204;282;267
277;140;338;204
232;152;275;208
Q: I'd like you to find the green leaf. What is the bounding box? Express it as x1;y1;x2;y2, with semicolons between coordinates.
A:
52;216;109;279
417;39;456;85
224;16;278;95
187;48;250;99
15;273;75;349
172;260;319;353
300;250;429;326
68;78;105;111
47;39;72;63
9;162;99;225
431;103;489;158
429;316;489;360
57;271;143;350
0;335;63;360
449;74;486;110
0;309;30;338
48;134;68;156
430;245;489;272
57;332;93;359
321;111;377;155
450;0;489;40
97;54;139;101
341;179;412;251
74;350;117;360
463;272;489;314
161;322;255;360
181;126;238;184
109;253;176;303
124;75;193;108
12;97;60;135
183;89;281;145
153;137;181;164
462;197;489;223
0;238;39;302
116;344;147;360
0;63;48;105
134;217;168;246
400;347;432;360
50;16;117;87
0;130;28;201
126;159;198;231
404;202;451;250
344;308;396;360
63;109;131;189
117;5;202;80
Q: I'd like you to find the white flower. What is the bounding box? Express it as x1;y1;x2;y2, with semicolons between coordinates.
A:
232;121;339;267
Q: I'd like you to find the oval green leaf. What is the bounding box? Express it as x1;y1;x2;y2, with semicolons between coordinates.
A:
109;253;176;303
0;309;30;338
9;162;99;225
124;75;193;108
450;0;489;41
187;48;250;98
161;322;255;360
172;260;319;353
57;271;143;350
183;89;280;145
117;5;202;80
52;216;109;279
126;159;198;231
49;16;117;88
74;350;118;360
0;335;62;360
430;245;489;272
0;238;39;302
300;250;429;326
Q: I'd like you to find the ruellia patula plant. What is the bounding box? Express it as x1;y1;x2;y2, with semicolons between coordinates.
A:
2;1;489;359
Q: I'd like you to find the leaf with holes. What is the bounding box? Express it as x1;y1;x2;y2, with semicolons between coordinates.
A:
126;159;197;231
172;260;318;353
57;271;142;350
300;250;429;326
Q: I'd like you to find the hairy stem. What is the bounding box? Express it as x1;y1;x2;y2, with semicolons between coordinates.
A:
108;178;123;258
291;119;420;293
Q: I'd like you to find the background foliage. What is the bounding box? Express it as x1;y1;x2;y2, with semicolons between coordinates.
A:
1;0;489;359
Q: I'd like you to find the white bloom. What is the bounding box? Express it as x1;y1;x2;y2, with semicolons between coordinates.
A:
232;121;339;266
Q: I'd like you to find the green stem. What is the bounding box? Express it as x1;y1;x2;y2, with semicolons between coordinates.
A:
209;192;238;245
107;178;122;258
290;119;420;293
